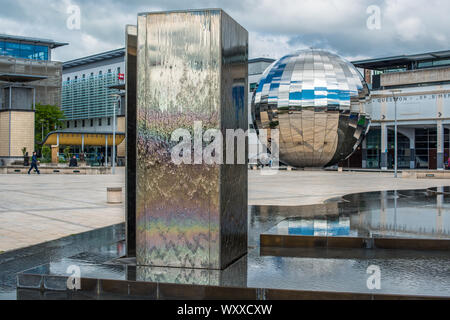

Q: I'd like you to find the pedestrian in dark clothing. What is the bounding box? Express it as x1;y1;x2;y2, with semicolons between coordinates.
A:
69;156;78;167
28;152;40;175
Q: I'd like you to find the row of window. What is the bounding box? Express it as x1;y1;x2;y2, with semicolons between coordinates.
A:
66;67;121;82
372;59;450;75
67;118;112;129
0;40;49;60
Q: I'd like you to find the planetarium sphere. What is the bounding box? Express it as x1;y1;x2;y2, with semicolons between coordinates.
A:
251;49;371;168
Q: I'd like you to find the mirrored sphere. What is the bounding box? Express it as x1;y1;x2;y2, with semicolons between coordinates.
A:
251;49;371;168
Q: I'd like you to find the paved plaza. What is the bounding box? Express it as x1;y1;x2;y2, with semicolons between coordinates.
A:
0;170;125;253
249;170;450;206
2;169;450;253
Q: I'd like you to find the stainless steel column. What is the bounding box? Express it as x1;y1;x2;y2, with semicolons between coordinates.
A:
134;9;248;270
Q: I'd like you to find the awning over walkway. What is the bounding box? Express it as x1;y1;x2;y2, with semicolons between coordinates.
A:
42;131;126;146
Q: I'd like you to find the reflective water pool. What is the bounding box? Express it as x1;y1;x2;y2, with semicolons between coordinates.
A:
266;189;450;239
0;224;125;300
4;188;450;299
18;246;450;297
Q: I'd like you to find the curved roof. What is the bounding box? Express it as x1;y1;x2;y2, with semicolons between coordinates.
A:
41;131;126;147
0;34;68;49
352;50;450;70
63;48;125;69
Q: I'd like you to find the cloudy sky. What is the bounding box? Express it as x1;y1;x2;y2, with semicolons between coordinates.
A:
0;0;449;62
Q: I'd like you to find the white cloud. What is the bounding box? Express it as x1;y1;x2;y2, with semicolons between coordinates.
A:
0;0;449;62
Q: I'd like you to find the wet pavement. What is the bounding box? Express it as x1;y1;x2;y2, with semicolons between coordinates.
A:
0;224;125;300
3;187;450;299
265;189;450;239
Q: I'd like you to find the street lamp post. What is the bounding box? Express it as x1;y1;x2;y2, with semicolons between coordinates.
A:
391;89;402;178
110;94;121;175
40;119;45;156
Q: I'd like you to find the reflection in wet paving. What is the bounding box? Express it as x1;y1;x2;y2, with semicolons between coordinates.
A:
0;224;125;300
4;188;450;299
266;189;450;239
19;246;450;297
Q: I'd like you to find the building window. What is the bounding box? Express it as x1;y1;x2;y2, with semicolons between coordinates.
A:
108;118;111;126
74;120;77;128
117;67;121;74
0;41;49;61
82;120;85;127
67;121;70;129
67;77;70;81
108;69;111;73
91;119;94;127
99;119;102;126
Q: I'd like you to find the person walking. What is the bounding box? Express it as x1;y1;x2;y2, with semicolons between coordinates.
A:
28;152;40;175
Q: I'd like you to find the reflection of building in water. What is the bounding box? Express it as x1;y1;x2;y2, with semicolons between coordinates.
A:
347;50;450;170
270;191;450;239
350;191;450;238
287;217;351;237
437;187;444;234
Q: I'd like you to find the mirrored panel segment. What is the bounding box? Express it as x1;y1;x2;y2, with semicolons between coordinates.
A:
252;49;371;168
135;10;248;270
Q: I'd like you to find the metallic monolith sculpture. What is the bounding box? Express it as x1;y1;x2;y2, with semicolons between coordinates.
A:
125;24;137;257
130;9;248;270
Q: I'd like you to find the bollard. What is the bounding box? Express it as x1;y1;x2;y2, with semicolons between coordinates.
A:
107;187;123;204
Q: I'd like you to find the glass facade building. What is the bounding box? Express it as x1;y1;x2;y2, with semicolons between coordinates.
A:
345;50;450;170
0;34;66;165
0;41;48;60
0;34;66;62
61;71;122;121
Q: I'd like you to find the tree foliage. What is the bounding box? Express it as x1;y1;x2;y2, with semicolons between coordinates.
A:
35;104;65;151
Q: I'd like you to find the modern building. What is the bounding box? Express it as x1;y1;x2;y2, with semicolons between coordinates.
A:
344;50;450;170
59;48;274;165
0;34;67;165
59;48;126;165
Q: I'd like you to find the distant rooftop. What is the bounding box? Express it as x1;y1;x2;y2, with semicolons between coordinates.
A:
0;34;68;49
352;50;450;70
249;57;275;64
63;48;125;69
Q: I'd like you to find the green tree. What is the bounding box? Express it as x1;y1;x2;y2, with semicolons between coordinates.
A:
63;146;72;163
42;145;51;162
35;104;65;153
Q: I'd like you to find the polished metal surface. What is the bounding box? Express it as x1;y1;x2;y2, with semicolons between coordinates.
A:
135;10;248;270
125;25;137;257
251;49;371;168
